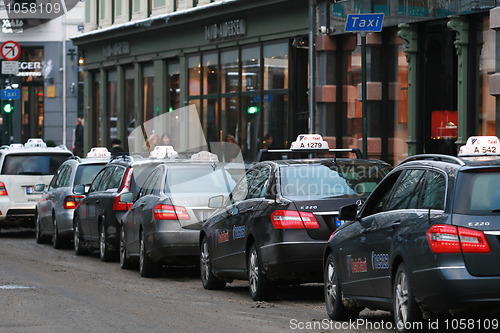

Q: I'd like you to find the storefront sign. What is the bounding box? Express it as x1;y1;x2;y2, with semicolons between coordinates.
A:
103;41;130;58
205;19;246;41
17;61;42;77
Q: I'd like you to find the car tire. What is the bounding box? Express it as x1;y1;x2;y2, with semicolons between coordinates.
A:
119;225;134;269
35;213;47;244
200;236;226;290
324;253;361;320
99;222;113;262
52;215;63;249
73;217;86;255
393;263;423;333
248;244;275;301
139;230;160;278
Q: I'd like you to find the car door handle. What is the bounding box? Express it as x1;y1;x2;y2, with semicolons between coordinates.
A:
391;220;401;228
95;200;99;205
139;203;146;207
241;206;254;213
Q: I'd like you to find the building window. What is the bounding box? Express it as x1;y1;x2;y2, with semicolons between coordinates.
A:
143;64;155;122
479;16;496;136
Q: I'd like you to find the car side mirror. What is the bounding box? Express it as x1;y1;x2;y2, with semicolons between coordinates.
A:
34;184;45;192
338;204;358;221
119;191;134;204
208;195;225;208
73;184;86;195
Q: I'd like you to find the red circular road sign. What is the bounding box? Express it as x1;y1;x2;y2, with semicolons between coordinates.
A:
1;40;21;61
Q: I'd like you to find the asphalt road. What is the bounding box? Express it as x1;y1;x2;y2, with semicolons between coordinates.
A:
0;230;394;333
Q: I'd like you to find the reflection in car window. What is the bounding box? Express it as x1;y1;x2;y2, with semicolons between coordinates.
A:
74;164;106;185
361;171;401;216
107;167;126;190
89;169;106;193
421;171;446;210
1;154;70;175
96;167;115;192
231;169;256;204
58;166;72;187
454;171;500;214
279;164;389;200
247;167;270;199
386;169;426;211
166;166;236;195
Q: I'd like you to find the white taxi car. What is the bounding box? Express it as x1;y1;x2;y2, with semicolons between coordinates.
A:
0;139;72;231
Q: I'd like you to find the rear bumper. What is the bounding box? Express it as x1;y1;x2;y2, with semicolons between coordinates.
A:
146;229;200;264
259;241;325;283
413;265;500;314
0;201;36;228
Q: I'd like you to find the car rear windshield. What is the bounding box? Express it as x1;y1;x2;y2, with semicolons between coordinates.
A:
74;164;107;185
280;163;390;200
1;154;70;175
454;170;500;215
166;166;236;194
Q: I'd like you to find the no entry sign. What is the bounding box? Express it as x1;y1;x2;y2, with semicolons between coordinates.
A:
1;40;21;61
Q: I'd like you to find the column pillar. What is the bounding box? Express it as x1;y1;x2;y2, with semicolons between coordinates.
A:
447;16;469;151
398;24;418;156
83;70;93;154
116;65;126;142
154;59;167;115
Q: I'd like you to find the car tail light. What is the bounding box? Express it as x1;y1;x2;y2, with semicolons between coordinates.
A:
64;195;84;209
153;204;190;220
0;182;8;196
427;224;491;254
119;168;133;192
271;210;320;229
328;231;335;241
113;195;130;211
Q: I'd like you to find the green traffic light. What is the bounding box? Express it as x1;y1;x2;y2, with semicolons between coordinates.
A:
247;106;258;114
3;103;13;113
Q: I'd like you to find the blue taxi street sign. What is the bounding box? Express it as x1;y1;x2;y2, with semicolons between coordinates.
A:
345;13;384;32
1;89;20;100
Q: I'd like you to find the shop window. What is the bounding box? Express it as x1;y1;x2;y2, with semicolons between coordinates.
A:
188;55;201;97
221;49;239;93
242;47;260;92
479;17;496;136
168;61;180;111
125;68;135;148
263;42;288;90
143;64;155;122
107;70;117;144
203;52;218;95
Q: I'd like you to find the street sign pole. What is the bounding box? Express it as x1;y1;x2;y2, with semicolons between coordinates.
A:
360;31;368;159
345;13;384;159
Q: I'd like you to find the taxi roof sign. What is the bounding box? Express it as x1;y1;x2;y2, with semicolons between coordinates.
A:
459;136;500;156
87;147;111;158
290;134;329;151
150;145;178;159
191;151;219;162
25;138;47;148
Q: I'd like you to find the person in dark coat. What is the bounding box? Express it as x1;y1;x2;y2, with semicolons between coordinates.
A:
110;138;127;157
74;118;84;157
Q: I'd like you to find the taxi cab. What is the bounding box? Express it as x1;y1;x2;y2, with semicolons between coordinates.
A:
325;136;500;331
35;147;111;248
200;134;391;300
0;139;72;230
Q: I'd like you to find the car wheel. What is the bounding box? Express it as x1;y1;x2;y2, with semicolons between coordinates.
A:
120;225;134;269
393;263;423;333
325;253;361;320
248;244;275;301
99;223;113;262
200;236;226;290
35;213;47;244
139;230;160;278
52;215;63;249
73;218;85;255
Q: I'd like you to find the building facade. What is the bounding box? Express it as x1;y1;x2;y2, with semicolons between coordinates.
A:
0;1;84;147
74;0;499;165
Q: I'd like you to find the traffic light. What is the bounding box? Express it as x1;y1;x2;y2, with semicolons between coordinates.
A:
247;105;259;114
3;101;13;113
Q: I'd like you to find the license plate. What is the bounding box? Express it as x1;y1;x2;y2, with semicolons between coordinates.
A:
26;186;36;194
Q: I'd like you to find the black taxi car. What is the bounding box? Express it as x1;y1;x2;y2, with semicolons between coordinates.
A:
324;136;500;332
200;135;392;300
